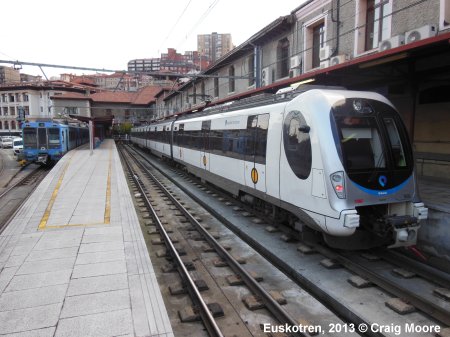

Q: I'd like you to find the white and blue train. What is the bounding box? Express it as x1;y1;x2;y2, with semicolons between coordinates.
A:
131;87;428;249
22;121;89;165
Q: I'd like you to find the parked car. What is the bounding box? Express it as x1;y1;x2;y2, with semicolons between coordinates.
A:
0;136;13;149
12;137;23;155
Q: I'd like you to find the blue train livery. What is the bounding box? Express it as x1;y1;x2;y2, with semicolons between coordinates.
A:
22;121;89;165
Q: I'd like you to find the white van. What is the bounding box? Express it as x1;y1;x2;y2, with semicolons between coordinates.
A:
0;136;13;149
13;137;23;155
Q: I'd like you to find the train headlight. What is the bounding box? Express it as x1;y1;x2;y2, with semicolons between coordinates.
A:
331;171;346;199
352;99;373;114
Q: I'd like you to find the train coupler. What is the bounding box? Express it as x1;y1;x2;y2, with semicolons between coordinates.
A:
385;215;420;248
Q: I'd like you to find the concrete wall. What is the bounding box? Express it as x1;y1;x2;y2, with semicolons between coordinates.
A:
392;0;440;34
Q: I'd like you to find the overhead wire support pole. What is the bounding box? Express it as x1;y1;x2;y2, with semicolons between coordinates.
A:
39;65;49;81
0;59;118;73
0;59;249;80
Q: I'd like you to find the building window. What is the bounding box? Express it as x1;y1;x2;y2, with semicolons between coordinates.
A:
23;93;29;102
228;66;235;93
4;121;9;130
277;38;290;79
440;0;450;30
11;121;16;130
312;23;325;68
366;0;390;50
66;107;78;115
9;94;14;103
214;75;219;98
355;0;392;54
9;107;15;115
201;81;205;99
0;121;2;129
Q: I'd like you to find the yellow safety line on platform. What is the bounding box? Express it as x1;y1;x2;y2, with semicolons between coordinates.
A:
38;157;73;230
39;145;113;230
104;149;112;224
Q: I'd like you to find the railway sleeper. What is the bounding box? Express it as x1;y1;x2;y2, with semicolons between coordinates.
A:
169;279;209;295
178;303;224;322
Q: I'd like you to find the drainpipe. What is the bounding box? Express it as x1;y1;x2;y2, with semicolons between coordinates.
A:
251;43;262;88
330;0;341;57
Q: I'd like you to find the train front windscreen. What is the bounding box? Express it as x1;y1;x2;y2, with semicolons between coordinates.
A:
331;98;413;192
22;127;37;149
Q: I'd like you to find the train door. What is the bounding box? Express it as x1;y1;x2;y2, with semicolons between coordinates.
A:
62;130;68;152
244;114;269;193
37;127;47;150
169;121;175;160
178;123;184;162
200;120;210;170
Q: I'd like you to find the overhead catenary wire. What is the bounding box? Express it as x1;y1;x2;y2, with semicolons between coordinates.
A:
0;0;433;89
158;0;193;53
177;0;221;49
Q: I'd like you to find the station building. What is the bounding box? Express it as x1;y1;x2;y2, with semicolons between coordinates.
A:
159;0;450;182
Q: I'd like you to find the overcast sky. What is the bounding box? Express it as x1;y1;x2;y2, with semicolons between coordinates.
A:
0;0;304;78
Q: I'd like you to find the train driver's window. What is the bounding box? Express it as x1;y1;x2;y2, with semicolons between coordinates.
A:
384;118;406;167
283;111;312;179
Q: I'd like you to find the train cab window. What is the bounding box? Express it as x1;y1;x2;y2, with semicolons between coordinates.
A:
38;128;47;149
283;110;312;179
337;117;385;170
48;128;61;148
384;118;406;167
23;127;37;149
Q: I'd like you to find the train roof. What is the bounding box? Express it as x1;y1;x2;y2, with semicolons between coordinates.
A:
132;85;392;130
22;121;88;128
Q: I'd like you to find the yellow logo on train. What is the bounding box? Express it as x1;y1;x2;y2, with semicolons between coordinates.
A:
203;155;207;166
251;167;259;184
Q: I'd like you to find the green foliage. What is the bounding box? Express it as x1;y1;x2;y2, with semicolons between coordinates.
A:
113;122;132;135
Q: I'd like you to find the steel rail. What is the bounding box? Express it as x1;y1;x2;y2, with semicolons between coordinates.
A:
123;144;311;337
118;145;225;337
376;249;450;289
312;244;450;326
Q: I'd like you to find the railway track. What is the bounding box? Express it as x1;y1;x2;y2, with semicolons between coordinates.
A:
118;144;362;337
124;143;450;337
0;166;48;233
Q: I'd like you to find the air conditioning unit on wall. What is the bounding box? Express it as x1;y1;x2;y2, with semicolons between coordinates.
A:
261;67;272;87
319;60;330;69
379;34;405;51
289;68;301;78
330;54;347;66
290;55;301;69
319;45;330;60
405;24;437;44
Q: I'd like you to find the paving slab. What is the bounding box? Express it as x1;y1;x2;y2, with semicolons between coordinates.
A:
67;273;128;297
0;284;67;312
0;140;173;337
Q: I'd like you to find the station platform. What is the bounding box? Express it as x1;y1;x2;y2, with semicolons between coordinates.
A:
0;140;174;337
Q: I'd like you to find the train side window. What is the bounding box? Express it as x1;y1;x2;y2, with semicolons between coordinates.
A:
255;114;269;164
245;114;270;164
283;110;312;179
244;116;257;162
